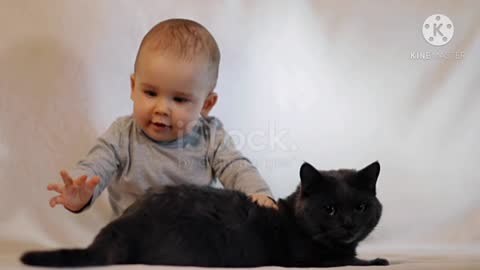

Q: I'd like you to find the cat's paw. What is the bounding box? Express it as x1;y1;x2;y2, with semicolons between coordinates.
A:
370;258;389;266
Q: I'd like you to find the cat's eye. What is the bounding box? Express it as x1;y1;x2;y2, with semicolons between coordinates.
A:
324;205;336;216
355;203;367;212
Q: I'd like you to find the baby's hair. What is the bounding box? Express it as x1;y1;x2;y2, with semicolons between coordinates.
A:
134;18;220;90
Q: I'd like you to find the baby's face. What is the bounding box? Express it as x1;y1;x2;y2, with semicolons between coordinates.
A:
131;51;215;142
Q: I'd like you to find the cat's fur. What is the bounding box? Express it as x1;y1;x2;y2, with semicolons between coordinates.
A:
21;161;388;267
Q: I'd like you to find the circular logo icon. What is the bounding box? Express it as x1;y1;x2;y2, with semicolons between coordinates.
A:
423;14;454;46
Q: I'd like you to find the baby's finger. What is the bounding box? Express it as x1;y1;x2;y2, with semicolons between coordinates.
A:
267;200;279;210
75;175;88;186
47;183;64;194
86;176;100;190
49;196;65;207
259;198;269;205
60;170;74;186
259;198;278;209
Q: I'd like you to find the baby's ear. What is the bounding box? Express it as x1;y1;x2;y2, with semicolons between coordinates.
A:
130;74;136;99
201;92;218;117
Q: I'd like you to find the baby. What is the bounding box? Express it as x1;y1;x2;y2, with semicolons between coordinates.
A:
47;18;277;218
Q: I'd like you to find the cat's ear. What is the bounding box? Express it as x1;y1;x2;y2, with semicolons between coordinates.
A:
300;162;322;196
355;161;381;194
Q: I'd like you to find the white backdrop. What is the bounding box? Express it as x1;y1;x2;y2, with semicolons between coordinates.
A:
1;0;479;258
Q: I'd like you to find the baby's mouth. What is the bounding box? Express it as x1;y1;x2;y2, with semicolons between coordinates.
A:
152;122;172;129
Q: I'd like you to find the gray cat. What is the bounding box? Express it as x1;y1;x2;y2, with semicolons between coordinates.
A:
21;161;388;267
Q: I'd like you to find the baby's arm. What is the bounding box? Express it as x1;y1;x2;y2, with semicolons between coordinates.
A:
47;120;124;213
208;119;277;209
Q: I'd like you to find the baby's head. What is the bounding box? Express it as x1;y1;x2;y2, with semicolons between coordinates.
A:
130;18;220;142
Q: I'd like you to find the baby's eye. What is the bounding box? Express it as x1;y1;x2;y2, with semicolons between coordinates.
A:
173;97;189;103
324;205;336;216
355;203;367;213
144;90;157;97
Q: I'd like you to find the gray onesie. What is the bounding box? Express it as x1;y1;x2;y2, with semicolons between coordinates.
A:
69;115;272;217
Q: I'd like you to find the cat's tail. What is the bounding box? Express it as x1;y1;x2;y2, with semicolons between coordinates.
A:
20;248;103;267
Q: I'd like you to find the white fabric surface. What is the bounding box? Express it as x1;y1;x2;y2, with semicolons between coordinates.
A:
0;0;479;269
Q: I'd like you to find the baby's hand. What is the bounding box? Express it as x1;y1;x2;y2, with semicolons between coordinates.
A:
47;170;100;212
249;193;278;210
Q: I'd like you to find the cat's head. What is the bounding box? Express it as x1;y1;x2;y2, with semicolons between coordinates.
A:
293;161;383;246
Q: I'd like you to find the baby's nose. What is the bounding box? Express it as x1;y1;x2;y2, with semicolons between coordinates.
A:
154;99;171;115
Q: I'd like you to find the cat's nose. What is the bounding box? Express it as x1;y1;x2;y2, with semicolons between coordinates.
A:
341;217;354;229
342;223;354;230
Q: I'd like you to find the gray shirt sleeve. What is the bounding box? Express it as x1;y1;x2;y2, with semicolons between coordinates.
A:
208;118;273;198
68;120;123;211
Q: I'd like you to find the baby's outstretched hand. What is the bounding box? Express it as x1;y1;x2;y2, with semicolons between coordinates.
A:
250;193;278;210
47;170;100;212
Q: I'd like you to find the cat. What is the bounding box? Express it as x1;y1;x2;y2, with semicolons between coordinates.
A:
21;161;389;267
